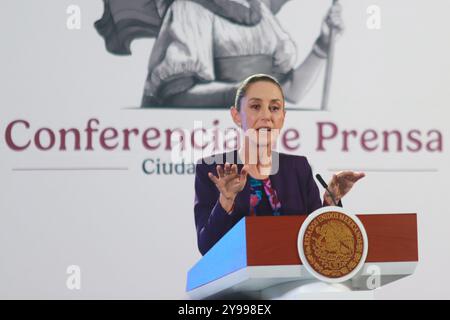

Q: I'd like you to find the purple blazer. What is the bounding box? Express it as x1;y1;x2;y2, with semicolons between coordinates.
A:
194;150;324;255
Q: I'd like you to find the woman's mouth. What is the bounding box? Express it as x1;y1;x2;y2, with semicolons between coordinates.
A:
256;127;272;132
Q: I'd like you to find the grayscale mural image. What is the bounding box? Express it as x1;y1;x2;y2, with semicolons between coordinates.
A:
95;0;343;108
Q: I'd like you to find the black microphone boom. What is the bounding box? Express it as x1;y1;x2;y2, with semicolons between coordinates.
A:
315;173;342;207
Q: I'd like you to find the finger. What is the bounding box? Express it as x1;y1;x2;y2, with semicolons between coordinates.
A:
351;171;365;178
329;18;343;29
330;7;341;16
240;165;249;178
216;165;224;178
339;170;364;178
332;173;338;182
340;171;365;182
330;9;342;17
208;172;219;184
231;164;238;175
240;170;248;184
236;168;248;183
327;12;343;25
330;16;343;27
224;162;231;175
328;174;338;188
337;171;354;178
331;2;342;12
330;14;342;23
352;172;366;181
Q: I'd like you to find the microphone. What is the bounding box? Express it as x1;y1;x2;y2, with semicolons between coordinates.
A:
315;173;340;207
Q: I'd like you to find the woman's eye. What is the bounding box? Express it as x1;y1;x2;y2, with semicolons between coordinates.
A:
270;106;280;111
251;104;260;109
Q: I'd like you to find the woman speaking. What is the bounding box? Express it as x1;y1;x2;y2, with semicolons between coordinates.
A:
194;74;365;255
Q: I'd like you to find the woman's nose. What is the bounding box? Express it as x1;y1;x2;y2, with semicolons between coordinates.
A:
261;105;272;119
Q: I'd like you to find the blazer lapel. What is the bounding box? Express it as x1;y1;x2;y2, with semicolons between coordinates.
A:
269;152;286;213
269;171;285;213
235;162;250;216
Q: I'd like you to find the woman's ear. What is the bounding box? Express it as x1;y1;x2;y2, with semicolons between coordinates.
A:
230;106;242;127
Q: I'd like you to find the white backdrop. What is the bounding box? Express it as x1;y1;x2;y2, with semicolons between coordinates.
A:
0;0;449;299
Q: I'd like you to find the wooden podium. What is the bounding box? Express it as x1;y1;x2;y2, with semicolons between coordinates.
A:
186;213;418;299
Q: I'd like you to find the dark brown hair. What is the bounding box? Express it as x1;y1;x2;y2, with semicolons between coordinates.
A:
234;74;285;111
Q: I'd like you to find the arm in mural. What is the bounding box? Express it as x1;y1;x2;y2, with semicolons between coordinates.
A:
282;2;344;104
164;2;344;108
95;0;263;55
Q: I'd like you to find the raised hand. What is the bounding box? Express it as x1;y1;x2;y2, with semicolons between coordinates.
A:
324;171;365;205
208;163;248;213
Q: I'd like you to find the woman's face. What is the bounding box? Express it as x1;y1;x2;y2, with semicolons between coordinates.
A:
232;80;286;147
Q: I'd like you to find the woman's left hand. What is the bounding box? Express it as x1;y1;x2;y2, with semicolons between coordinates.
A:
324;171;365;205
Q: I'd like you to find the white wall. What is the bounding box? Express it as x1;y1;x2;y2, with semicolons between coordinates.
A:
0;0;448;299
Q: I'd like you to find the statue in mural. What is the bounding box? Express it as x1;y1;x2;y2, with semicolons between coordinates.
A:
95;0;343;108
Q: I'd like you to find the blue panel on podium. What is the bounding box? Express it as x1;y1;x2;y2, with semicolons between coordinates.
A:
186;218;248;291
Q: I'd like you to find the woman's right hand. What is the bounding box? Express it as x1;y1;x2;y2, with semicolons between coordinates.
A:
208;163;248;213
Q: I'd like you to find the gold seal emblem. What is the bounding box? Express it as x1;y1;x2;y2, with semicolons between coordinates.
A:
298;207;368;282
